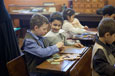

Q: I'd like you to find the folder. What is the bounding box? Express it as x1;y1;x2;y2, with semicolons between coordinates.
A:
61;47;88;54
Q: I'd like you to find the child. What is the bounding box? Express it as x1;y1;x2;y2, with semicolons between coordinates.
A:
92;18;115;76
102;5;115;46
102;5;115;20
62;8;89;38
21;14;64;74
45;12;84;47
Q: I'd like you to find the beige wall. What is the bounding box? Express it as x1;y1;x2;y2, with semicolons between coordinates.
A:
4;0;69;10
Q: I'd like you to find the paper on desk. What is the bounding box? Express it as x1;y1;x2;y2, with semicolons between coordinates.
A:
63;54;80;60
61;47;88;54
54;54;80;61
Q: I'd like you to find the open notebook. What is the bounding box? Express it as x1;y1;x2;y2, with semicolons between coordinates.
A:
61;47;88;54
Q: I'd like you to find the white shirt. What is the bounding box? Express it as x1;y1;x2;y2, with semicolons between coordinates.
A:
62;20;87;38
72;18;84;28
44;29;75;46
45;29;65;37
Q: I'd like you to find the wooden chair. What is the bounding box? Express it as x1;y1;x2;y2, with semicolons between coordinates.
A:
6;55;30;76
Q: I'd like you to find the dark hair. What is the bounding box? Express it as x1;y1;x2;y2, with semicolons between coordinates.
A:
30;14;49;30
98;18;115;37
102;5;115;16
96;8;103;15
63;8;75;20
50;12;64;24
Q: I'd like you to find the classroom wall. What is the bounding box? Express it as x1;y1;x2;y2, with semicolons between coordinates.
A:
108;0;115;6
4;0;68;10
4;0;115;12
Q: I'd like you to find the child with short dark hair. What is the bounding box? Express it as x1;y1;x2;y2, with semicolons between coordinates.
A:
21;14;64;75
92;18;115;76
45;12;84;48
102;5;115;19
102;5;115;46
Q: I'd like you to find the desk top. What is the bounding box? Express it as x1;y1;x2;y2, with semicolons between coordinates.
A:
72;28;97;40
36;46;91;75
10;13;102;22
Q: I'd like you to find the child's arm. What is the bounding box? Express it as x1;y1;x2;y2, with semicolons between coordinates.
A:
93;49;115;76
23;39;63;58
72;18;88;30
63;22;87;34
72;18;84;28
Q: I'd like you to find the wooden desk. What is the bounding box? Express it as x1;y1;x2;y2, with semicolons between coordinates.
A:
10;13;102;28
36;46;92;76
72;28;97;46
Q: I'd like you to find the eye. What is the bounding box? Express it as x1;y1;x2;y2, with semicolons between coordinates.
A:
58;24;61;27
43;27;47;30
53;24;57;26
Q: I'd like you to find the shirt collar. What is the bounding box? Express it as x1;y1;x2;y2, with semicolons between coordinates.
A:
96;38;113;54
27;30;42;40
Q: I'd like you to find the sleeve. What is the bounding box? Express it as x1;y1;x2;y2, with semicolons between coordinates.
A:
45;37;56;46
64;40;74;46
59;33;74;46
72;18;84;28
63;22;87;34
23;39;59;58
93;49;115;76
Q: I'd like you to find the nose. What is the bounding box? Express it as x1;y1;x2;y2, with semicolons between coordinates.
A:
55;26;60;29
44;30;48;34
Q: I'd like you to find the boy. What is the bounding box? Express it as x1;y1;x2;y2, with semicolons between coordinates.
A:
45;12;84;47
102;5;115;46
102;5;115;19
21;14;64;75
92;18;115;76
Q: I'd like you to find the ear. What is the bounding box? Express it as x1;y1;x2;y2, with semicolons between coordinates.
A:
49;22;52;26
104;32;110;38
67;16;70;20
34;25;39;30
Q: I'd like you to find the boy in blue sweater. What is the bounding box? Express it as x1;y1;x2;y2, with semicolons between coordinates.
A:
21;14;64;76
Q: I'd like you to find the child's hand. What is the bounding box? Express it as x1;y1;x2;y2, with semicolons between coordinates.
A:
56;42;64;49
74;43;84;48
59;46;65;51
84;26;88;30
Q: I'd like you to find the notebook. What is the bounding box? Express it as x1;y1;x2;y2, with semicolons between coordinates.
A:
61;47;88;54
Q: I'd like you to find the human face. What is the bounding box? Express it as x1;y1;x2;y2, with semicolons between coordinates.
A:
111;14;115;20
105;33;115;44
51;20;62;33
68;14;75;22
34;23;49;36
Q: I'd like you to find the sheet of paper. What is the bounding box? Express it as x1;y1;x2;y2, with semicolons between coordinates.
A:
51;62;60;64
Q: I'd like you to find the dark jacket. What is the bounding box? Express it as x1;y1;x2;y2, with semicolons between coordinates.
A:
92;39;115;76
21;32;50;72
0;0;20;76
